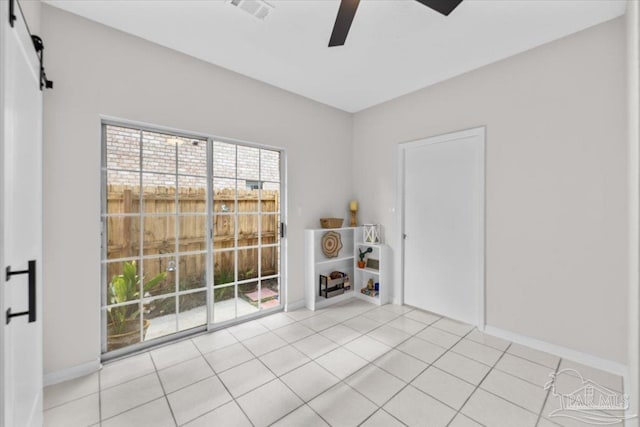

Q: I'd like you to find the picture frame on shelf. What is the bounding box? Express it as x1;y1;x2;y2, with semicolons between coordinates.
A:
366;258;379;270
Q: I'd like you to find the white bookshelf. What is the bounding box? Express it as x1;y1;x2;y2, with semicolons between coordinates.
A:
353;235;391;306
304;227;355;311
304;226;391;310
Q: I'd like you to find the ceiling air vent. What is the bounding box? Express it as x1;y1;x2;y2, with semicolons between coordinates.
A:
228;0;274;21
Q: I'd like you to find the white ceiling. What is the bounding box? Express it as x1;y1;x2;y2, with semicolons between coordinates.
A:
44;0;626;113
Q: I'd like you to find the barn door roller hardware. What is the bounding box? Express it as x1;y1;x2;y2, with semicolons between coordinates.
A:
8;0;16;27
31;35;54;90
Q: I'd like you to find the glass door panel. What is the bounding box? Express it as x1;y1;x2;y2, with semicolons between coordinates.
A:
213;284;236;323
143;296;177;341
102;124;284;354
103;125;209;353
211;143;282;324
178;291;207;332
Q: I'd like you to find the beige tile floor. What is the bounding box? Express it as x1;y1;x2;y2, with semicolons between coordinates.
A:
43;299;625;427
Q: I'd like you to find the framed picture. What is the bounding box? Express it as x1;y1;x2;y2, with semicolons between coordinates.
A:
366;258;379;270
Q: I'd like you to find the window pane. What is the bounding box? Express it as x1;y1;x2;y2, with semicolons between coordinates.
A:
213;179;236;213
213;284;235;323
237;146;259;180
144;296;177;341
238;248;258;280
213;215;235;250
106;302;141;352
213;141;236;178
260;149;280;183
260;215;278;244
179;176;207;213
178;216;207;252
142;174;176;214
106;126;140;171
107;173;140;214
214;250;235;286
143;216;176;256
178;139;207;176
261;246;279;277
260;188;279;214
238;281;260;316
142;257;174;297
106;216;140;259
142;131;177;173
238;214;258;248
261;278;280;310
178;291;207;332
105;261;141;306
179;253;206;291
239;185;259;212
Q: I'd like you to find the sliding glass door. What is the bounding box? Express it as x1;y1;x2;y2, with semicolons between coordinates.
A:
101;123;283;355
211;142;281;323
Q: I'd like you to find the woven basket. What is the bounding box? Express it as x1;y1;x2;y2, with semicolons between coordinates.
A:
320;218;344;229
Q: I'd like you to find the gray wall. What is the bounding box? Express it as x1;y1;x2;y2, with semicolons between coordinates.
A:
352;17;628;364
41;5;353;375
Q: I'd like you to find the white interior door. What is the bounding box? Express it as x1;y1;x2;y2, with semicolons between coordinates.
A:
1;3;44;427
402;127;485;327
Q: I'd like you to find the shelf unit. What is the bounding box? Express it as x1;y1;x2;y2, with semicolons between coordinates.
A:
354;236;391;306
304;227;355;311
305;226;391;310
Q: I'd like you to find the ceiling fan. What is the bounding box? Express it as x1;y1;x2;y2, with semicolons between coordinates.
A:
329;0;464;47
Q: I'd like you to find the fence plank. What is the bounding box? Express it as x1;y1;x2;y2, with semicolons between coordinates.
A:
107;185;280;291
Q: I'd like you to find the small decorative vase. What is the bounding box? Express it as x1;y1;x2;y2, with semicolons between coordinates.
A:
357;261;366;269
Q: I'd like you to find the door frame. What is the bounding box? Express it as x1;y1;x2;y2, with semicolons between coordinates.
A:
99;116;288;359
396;126;486;330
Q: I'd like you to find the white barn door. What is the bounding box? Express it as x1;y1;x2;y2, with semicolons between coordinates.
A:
1;3;44;426
401;127;485;327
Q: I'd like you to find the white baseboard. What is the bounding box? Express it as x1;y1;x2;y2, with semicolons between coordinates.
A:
285;299;305;312
484;325;629;378
486;325;638;423
43;358;102;387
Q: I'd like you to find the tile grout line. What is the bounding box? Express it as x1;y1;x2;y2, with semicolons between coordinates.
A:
262;304;388;426
444;340;512;427
42;389;101;413
535;357;562;427
267;328;397;424
98;370;103;427
149;352;179;427
233;335;331;427
355;321;475;426
389;327;477;418
265;305;419;426
194;338;257;427
99;385;171;423
445;341;563;426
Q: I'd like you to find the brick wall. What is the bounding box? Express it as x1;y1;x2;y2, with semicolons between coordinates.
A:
105;125;280;190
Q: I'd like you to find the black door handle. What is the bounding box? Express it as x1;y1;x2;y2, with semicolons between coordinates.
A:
5;260;36;324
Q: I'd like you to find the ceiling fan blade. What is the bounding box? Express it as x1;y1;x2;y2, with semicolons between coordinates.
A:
415;0;463;16
329;0;361;47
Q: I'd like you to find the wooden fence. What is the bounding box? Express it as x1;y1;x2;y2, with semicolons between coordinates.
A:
106;185;279;295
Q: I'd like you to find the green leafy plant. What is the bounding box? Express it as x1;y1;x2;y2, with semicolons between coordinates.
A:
214;270;234;286
107;261;167;335
240;268;255;281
